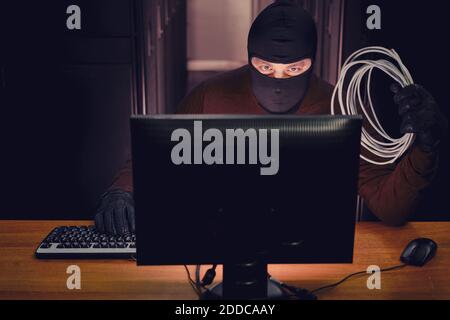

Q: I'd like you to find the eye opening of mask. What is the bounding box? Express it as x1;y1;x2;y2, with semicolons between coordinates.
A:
250;56;313;79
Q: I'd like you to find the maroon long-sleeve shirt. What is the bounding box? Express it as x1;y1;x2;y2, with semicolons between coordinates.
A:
111;66;439;226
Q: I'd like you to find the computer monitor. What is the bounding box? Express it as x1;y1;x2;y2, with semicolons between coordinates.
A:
130;115;363;299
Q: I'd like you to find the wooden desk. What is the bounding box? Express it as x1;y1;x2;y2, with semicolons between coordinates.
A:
0;221;449;300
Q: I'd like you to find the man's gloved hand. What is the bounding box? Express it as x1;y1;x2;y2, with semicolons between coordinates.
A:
391;84;448;153
94;188;135;235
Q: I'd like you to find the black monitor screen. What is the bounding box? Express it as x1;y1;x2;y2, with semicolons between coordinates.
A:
131;115;362;266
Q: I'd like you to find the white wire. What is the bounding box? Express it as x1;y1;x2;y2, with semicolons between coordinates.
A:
331;46;416;166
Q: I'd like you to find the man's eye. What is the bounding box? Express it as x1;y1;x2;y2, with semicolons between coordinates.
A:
288;67;300;73
260;65;272;72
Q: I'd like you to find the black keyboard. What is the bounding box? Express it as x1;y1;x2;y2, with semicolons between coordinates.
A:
35;226;136;259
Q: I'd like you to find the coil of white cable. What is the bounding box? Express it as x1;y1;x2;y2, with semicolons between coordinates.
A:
331;46;416;166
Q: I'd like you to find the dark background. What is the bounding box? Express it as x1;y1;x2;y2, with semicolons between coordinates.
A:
0;0;136;219
0;0;448;220
358;0;450;221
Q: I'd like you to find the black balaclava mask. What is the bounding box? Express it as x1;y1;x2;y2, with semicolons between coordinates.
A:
248;2;317;114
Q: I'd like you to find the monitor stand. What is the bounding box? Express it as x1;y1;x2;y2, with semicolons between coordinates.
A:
200;260;316;300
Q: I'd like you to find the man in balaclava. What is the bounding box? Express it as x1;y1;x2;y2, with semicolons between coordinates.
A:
95;2;447;235
247;2;317;114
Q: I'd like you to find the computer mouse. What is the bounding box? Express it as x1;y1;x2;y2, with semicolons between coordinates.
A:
400;238;437;267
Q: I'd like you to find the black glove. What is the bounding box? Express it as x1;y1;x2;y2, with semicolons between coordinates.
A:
94;188;135;235
391;83;448;153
